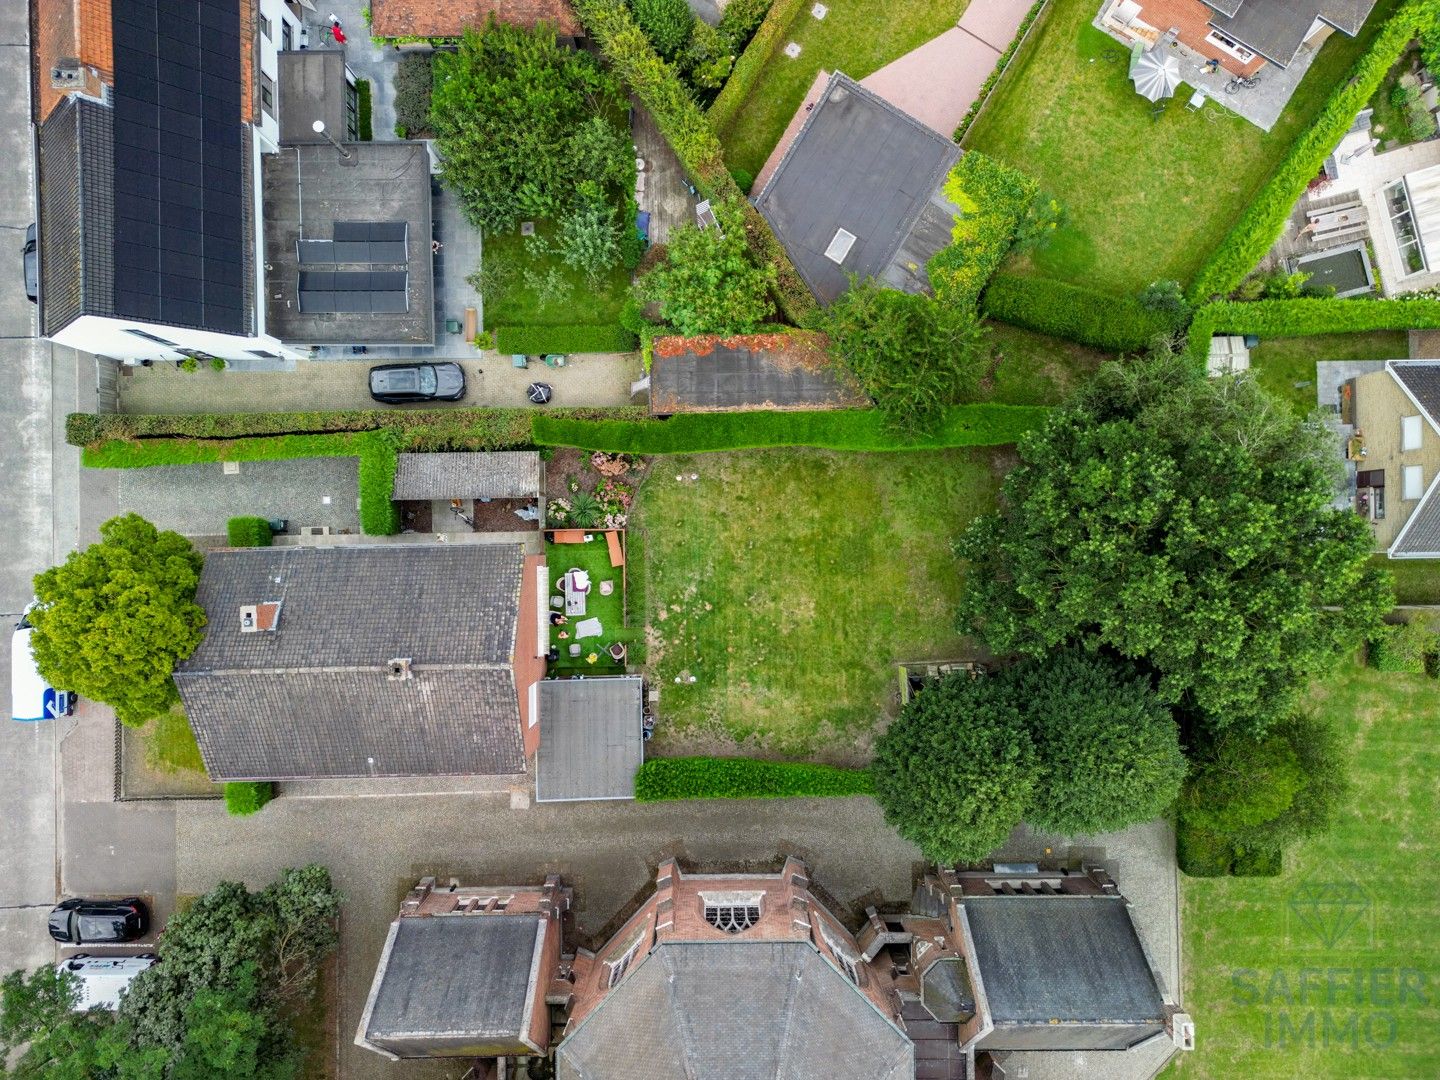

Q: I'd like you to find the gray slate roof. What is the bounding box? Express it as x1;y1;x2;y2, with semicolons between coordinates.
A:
964;896;1166;1051
556;941;913;1080
393;452;542;501
755;72;960;305
1206;0;1378;66
1390;360;1440;421
175;545;526;780
536;677;643;802
649;336;867;415
361;914;545;1058
1389;361;1440;557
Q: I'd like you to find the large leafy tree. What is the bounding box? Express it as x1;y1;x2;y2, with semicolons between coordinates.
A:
871;672;1037;863
635;200;775;334
1006;650;1187;835
956;354;1391;735
30;513;206;726
819;279;988;432
430;23;631;233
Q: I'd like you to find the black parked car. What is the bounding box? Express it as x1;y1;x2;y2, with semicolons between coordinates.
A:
23;223;37;303
368;362;465;404
48;898;149;944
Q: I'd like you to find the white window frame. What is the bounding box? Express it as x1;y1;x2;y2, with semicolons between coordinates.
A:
1204;30;1255;63
1402;415;1423;451
1403;465;1425;500
606;937;642;988
259;13;272;39
818;922;861;985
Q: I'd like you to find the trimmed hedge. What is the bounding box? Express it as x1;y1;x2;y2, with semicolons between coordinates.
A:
356;78;373;140
928;153;1051;308
1188;3;1426;302
635;757;873;801
534;402;1049;453
224;781;274;816
1231;844;1284;877
226;516;273;547
494;324;638;354
573;0;816;324
707;0;807;137
953;0;1048;143
1368;620;1435;673
1176;820;1233;877
982;275;1179;352
1184;296;1440;368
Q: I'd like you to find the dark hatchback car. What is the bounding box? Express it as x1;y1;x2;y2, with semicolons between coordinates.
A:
48;898;149;944
368;362;465;404
23;223;38;303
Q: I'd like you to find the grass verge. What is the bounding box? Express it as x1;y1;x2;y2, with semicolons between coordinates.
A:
1249;331;1408;414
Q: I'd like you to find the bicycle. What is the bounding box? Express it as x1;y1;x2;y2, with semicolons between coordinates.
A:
1224;74;1260;93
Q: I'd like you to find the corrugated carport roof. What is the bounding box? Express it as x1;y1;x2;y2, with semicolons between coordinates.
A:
393;452;542;501
536;677;643;802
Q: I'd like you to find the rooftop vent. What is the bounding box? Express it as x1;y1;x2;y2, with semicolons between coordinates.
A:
239;601;282;633
824;228;856;264
387;657;414;681
50;59;82;89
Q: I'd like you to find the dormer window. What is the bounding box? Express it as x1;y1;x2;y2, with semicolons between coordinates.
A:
705;903;760;934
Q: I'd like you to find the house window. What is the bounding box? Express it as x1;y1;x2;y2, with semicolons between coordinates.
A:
605;938;642;988
259;13;272;39
260;74;275;117
247;349;281;358
819;923;861;985
1404;465;1424;500
1403;415;1423;451
1204;30;1255;63
1384;181;1428;275
704;904;760;934
282;21;293;51
123;328;178;346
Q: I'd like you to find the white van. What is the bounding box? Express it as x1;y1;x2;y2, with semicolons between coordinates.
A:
57;954;156;1010
11;608;73;722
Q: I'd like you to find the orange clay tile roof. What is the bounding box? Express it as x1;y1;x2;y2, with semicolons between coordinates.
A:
34;0;114;122
370;0;583;39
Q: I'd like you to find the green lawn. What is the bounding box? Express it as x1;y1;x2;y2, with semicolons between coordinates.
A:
146;706;206;774
983;321;1113;406
1168;661;1440;1079
1376;555;1440;604
479;222;631;329
965;0;1403;295
716;0;966;179
546;535;628;676
633;448;1000;759
1249;331;1408;414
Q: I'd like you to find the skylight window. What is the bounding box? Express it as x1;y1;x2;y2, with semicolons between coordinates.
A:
824;228;856;264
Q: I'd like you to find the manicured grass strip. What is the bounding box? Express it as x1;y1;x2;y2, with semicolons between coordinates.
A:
1188;0;1423;301
534;403;1048;453
1185;297;1440;369
952;0;1047;142
1380;556;1440;605
226;516;273;547
634;757;873;801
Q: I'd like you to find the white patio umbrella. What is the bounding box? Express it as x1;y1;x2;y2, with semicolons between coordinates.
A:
1130;46;1181;102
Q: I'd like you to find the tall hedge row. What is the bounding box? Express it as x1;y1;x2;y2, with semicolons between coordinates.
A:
1184;296;1440;368
1187;2;1427;303
982;274;1180;352
635;757;873;800
706;0;808;137
533;402;1049;453
572;0;817;323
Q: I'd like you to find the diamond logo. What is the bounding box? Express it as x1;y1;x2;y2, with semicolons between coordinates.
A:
1287;882;1371;948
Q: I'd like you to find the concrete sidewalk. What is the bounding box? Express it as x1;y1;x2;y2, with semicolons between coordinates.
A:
118;353;644;414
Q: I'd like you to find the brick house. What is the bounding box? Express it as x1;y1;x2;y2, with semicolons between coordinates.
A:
1345;361;1440;557
357;859;1192;1078
1097;0;1378;76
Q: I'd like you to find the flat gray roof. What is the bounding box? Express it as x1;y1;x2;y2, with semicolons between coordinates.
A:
262;142;435;345
536;676;643;802
755;72;959;305
278;51;353;147
362;914;544;1058
649;334;866;414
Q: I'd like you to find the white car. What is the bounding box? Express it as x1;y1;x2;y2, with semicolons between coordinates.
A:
57;954;156;1010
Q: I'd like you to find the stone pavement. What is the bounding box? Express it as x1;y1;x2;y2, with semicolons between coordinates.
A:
117;353;644;414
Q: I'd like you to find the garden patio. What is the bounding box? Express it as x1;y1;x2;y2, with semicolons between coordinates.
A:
632;448;1002;759
964;0;1404;295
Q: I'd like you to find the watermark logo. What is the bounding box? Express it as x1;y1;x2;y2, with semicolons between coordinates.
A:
1286;881;1373;949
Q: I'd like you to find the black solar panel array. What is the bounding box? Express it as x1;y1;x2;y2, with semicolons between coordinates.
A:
296;222;408;266
111;0;247;335
298;270;409;313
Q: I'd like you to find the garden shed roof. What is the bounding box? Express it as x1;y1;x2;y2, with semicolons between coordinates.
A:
755;72;960;305
370;0;583;39
536;676;643;801
393;452;542;501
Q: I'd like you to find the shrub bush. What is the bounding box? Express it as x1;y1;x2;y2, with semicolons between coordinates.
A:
1176;821;1234;877
707;0;807;135
392;52;433;138
224;781;274;816
1184;296;1440;369
573;0;815;323
355;78;373;140
1188;5;1426;302
982;275;1179;352
634;757;873;800
534;402;1049;453
1231;843;1284;877
225;516;273;547
728;166;754;194
631;0;696;59
1368;620;1434;673
494;324;637;353
952;0;1047;143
